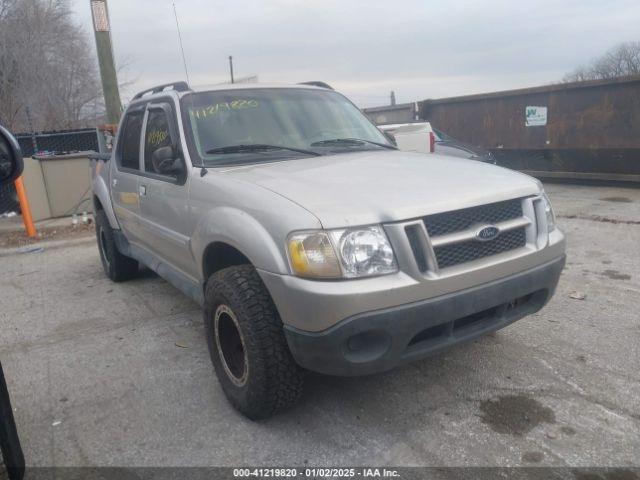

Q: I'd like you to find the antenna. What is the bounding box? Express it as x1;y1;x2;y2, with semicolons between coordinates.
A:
173;1;190;84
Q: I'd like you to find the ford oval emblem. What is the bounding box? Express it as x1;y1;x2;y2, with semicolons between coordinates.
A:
476;225;500;242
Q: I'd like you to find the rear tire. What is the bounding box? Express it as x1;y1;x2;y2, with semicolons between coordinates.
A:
204;265;304;420
95;210;138;282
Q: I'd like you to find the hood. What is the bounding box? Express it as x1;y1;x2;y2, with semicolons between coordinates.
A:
217;150;541;228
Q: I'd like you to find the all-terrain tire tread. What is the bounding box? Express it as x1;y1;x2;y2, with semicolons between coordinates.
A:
95;210;138;282
204;264;303;419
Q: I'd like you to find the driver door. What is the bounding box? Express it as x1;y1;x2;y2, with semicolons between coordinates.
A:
137;102;196;278
111;108;145;244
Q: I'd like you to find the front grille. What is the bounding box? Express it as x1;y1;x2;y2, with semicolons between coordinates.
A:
405;225;428;272
433;228;526;269
423;199;522;237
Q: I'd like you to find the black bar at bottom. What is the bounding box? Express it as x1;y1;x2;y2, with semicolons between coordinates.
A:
0;361;24;480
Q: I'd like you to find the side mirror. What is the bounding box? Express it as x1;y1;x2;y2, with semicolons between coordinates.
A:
0;125;24;185
151;145;182;176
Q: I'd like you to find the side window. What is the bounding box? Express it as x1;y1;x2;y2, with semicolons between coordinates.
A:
118;111;143;170
144;108;180;177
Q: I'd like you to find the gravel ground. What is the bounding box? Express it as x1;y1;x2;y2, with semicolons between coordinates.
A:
0;222;93;248
0;183;638;469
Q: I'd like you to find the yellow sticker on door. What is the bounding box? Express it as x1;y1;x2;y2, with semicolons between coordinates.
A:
119;192;139;205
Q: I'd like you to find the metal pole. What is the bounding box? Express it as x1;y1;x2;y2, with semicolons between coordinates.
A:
229;55;234;84
14;177;36;238
90;0;122;125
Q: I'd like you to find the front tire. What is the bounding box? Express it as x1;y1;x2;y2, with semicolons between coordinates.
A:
204;265;304;419
95;210;138;282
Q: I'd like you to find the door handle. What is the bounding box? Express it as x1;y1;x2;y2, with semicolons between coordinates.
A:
139;185;147;196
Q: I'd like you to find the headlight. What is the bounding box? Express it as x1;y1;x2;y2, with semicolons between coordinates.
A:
287;226;398;279
542;192;556;232
287;231;341;278
329;226;398;278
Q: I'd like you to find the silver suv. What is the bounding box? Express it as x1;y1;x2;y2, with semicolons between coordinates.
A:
92;82;566;419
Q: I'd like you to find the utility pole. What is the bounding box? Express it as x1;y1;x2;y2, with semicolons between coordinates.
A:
229;55;235;84
90;0;122;125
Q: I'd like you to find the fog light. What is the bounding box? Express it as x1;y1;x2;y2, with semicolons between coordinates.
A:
344;330;391;363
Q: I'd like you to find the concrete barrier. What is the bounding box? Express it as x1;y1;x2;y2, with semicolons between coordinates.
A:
22;152;93;221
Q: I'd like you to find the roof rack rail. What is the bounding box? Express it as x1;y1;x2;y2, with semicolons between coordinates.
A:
298;81;334;90
132;81;191;100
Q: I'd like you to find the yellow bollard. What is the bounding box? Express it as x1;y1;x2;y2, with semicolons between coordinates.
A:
14;176;37;238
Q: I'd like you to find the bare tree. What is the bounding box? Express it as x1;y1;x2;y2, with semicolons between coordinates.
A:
564;41;640;82
0;0;104;132
0;0;23;129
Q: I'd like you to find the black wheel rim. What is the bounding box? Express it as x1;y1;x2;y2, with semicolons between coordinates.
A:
214;305;248;386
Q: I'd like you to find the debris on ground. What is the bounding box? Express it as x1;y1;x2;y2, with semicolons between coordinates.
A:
17;246;44;254
568;291;587;300
175;342;189;349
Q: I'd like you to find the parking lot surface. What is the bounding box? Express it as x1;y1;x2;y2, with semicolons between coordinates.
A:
0;183;638;467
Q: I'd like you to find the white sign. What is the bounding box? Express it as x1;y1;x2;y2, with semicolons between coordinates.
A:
91;1;110;32
525;106;547;127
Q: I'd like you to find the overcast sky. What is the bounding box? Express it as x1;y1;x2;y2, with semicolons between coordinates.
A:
70;0;640;107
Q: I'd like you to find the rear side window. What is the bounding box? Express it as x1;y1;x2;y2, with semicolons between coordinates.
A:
118;111;143;170
144;108;173;174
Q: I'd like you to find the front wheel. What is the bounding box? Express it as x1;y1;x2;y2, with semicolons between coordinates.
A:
204;265;304;420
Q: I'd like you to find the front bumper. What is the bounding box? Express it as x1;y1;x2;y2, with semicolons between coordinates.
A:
260;229;565;333
282;255;565;376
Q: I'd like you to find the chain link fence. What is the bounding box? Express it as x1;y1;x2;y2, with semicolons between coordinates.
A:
0;182;20;217
0;128;100;216
15;128;100;157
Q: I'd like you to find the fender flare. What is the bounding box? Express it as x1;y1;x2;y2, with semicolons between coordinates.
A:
191;206;290;279
92;164;119;229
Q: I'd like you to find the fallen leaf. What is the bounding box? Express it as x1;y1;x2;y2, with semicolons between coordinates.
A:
175;342;189;349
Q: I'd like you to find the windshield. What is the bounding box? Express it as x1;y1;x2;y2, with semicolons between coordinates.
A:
180;88;391;166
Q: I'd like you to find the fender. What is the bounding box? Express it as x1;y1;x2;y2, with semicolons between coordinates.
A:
91;158;119;229
191;206;291;280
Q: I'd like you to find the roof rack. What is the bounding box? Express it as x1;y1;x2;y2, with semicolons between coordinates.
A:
298;81;334;90
132;81;191;100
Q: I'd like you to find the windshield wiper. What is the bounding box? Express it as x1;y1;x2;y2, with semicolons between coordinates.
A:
310;138;397;150
206;144;320;156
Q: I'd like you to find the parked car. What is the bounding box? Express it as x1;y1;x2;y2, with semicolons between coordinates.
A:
0;125;25;480
433;128;496;164
378;123;495;163
91;82;565;419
